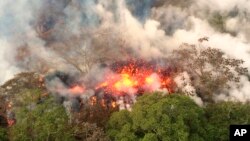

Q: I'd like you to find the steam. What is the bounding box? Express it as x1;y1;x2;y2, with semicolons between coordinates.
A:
0;40;19;84
0;0;250;103
174;72;203;106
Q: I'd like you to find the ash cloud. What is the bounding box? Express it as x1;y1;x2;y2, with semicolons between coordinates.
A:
0;0;250;103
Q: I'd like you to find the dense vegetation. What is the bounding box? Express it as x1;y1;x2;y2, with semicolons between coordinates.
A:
107;93;250;141
0;127;8;141
5;89;109;141
0;46;248;140
107;93;206;141
1;91;250;141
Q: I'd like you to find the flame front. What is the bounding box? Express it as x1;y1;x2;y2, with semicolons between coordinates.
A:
69;85;85;94
47;61;175;112
96;61;175;95
114;73;138;91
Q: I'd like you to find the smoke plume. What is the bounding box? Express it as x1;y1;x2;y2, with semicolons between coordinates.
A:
1;0;250;104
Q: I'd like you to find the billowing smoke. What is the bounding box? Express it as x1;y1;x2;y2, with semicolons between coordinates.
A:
44;60;176;110
1;0;250;105
174;72;203;106
0;40;20;84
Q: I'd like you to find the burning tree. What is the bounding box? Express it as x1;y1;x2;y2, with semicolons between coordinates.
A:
170;42;248;102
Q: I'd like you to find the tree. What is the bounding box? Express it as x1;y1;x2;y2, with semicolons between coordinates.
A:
73;101;118;128
107;93;206;141
205;102;250;141
49;28;129;75
0;127;8;141
8;88;110;141
72;122;110;141
170;43;248;102
9;89;75;141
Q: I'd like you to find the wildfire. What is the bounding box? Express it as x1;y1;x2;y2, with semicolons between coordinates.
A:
7;102;12;109
38;75;45;87
114;73;138;91
90;96;97;106
69;85;85;94
46;60;176;111
145;76;154;84
6;101;16;127
95;61;175;95
111;101;117;108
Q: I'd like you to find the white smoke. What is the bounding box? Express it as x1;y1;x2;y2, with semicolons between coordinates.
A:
0;0;250;103
174;72;203;106
215;76;250;103
0;40;20;84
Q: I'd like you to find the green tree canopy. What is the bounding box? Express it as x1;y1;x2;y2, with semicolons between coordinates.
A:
205;102;250;141
8;88;110;141
107;93;206;141
0;127;8;141
9;89;74;141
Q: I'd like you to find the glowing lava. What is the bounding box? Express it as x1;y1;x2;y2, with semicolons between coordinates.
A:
114;73;138;91
69;85;85;94
95;61;176;95
145;76;154;84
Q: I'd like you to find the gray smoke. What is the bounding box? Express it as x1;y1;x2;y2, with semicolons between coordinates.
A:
0;0;250;103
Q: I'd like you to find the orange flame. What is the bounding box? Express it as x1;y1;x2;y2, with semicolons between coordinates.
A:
95;62;175;95
90;96;97;106
101;99;106;107
111;101;117;108
69;85;85;94
114;73;138;91
7;103;12;109
145;76;154;84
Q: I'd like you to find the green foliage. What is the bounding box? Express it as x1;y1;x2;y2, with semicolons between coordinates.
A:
4;88;250;141
10;99;73;141
107;110;136;141
205;102;250;141
107;93;250;141
13;88;43;107
4;78;250;141
8;88;110;141
0;127;8;141
107;93;206;141
9;89;74;141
